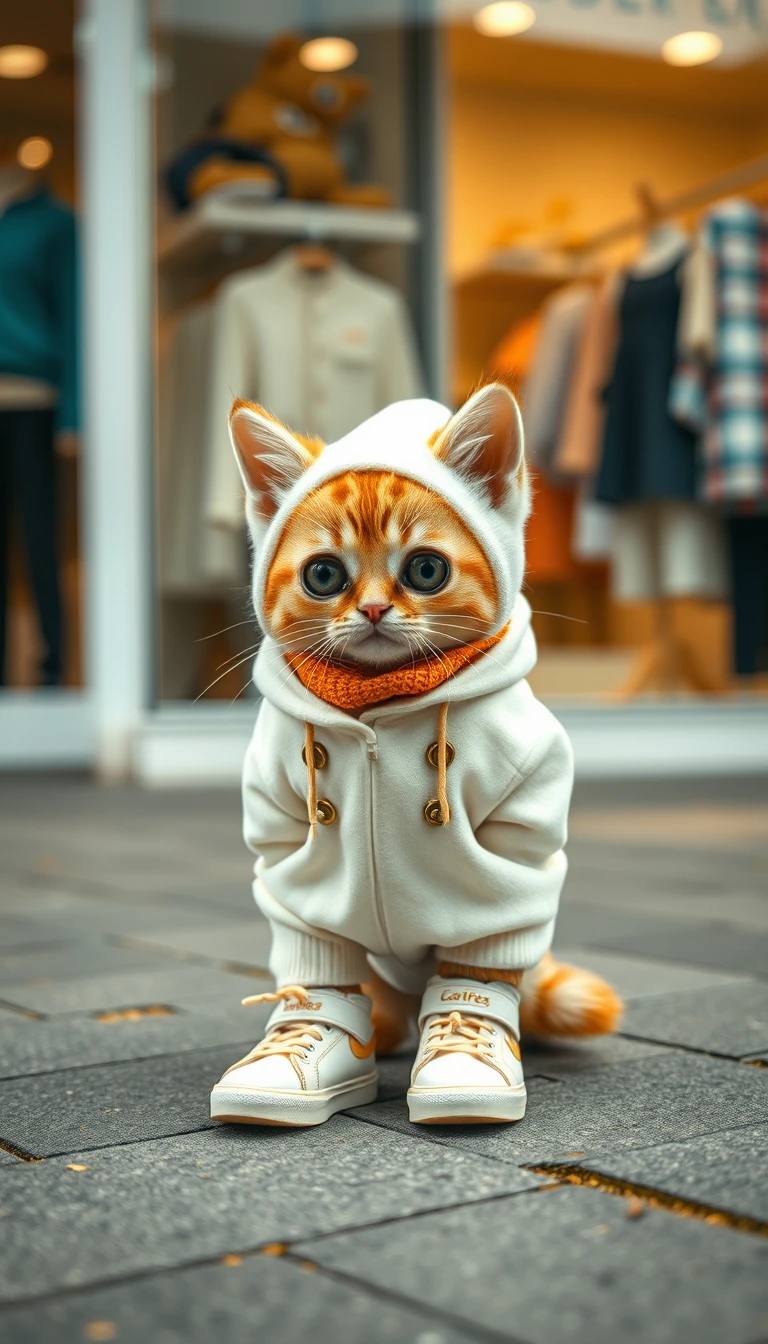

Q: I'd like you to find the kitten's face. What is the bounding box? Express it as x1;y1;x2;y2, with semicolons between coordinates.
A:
264;471;498;669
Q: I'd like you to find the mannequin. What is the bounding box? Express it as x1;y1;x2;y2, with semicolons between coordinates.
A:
0;142;79;686
596;205;726;697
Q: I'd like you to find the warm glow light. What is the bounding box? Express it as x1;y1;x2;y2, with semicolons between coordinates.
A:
473;1;536;36
661;31;722;66
299;37;358;72
0;45;48;79
17;137;53;170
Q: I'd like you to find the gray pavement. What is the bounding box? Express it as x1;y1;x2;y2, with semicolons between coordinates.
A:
0;772;767;1344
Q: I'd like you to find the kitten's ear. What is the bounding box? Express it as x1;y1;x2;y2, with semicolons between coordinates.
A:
229;400;321;520
430;384;524;508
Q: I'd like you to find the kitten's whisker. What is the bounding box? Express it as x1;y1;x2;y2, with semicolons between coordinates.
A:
193;649;262;703
214;642;261;672
530;609;588;625
194;618;254;643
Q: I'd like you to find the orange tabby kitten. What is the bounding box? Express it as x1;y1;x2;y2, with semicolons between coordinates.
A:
253;411;621;1049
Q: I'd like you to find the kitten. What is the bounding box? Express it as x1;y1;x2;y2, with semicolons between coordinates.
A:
231;391;622;1047
264;469;498;672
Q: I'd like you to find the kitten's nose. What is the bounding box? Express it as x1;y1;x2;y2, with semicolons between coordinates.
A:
359;602;392;625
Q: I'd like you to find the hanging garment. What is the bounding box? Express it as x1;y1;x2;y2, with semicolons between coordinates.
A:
595;261;698;506
609;500;727;604
670;199;768;508
204;251;423;574
555;275;619;480
0;187;79;435
0;408;62;685
491;313;577;583
726;515;768;676
523;284;593;476
157;302;248;594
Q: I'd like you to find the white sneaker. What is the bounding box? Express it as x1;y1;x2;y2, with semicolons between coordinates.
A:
210;985;378;1127
407;977;526;1125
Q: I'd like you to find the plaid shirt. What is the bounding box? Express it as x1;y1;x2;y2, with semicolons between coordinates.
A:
670;199;768;508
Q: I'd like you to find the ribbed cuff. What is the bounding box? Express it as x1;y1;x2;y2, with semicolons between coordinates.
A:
268;924;371;988
438;919;556;973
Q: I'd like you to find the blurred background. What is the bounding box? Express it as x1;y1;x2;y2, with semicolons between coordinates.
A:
0;0;767;783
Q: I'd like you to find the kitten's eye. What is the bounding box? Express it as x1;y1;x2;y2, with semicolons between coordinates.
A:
402;552;450;593
302;556;349;598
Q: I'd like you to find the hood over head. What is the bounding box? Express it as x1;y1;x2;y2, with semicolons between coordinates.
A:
228;384;532;639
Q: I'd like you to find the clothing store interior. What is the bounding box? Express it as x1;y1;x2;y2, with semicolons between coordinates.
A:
1;0;767;776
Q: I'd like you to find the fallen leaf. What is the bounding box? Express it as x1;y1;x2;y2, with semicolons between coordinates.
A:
627;1198;645;1219
67;1164;88;1172
220;1254;242;1267
83;1322;117;1342
261;1243;288;1256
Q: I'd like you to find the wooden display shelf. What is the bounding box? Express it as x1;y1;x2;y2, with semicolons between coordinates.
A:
158;195;422;269
453;259;597;302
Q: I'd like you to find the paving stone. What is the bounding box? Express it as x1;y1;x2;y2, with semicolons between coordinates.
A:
7;886;253;936
297;1184;768;1344
620;981;768;1058
0;941;168;985
0;963;264;1018
521;1033;666;1076
554;901;768;977
571;1123;768;1224
0;1252;478;1344
0;1119;540;1302
350;1052;768;1166
0;914;75;951
114;917;273;970
553;946;748;1001
0;1041;273;1157
0;1007;265;1081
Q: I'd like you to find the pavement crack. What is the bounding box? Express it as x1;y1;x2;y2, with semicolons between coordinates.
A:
528;1162;768;1237
280;1248;527;1344
0;1138;44;1163
0;999;45;1021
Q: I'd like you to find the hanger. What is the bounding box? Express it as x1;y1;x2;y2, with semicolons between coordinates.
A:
293;241;335;272
635;182;663;230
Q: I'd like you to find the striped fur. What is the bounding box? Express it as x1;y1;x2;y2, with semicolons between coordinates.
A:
265;469;499;670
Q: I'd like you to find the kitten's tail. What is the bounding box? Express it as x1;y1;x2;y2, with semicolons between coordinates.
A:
365;953;622;1055
519;951;623;1039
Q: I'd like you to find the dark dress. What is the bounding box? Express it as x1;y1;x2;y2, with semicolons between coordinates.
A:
595;261;697;505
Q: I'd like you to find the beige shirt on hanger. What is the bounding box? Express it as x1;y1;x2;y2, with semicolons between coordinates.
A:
204;249;423;578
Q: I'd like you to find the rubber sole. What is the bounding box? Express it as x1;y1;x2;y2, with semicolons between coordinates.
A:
210;1072;378;1127
407;1083;527;1125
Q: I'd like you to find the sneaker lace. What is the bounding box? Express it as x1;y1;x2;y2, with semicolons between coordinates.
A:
418;1010;508;1082
224;985;323;1082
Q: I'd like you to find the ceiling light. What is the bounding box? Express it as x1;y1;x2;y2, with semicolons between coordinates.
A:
299;37;358;72
473;2;536;37
0;45;48;79
17;137;53;170
661;31;722;66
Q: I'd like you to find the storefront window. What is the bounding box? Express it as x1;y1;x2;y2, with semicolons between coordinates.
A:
149;0;768;713
446;19;768;704
151;2;430;702
0;2;83;690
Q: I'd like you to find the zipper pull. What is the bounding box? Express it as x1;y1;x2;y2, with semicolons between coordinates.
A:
366;738;378;761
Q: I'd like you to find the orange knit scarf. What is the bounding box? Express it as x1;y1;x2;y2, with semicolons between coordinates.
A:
285;623;510;713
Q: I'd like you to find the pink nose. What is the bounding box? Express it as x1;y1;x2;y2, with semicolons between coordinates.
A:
360;602;391;625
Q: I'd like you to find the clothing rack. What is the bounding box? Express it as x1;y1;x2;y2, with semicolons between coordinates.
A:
587;158;768;699
578;152;768;255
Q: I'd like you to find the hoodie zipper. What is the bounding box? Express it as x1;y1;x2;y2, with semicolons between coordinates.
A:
363;727;390;951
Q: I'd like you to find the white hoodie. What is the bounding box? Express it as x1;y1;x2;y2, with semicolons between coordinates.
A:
237;394;574;992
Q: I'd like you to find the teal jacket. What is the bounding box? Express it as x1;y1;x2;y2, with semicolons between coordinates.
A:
0;188;80;433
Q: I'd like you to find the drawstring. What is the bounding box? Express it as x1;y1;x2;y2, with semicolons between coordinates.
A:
436;701;451;826
305;722;317;838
